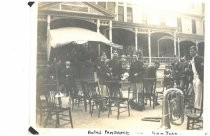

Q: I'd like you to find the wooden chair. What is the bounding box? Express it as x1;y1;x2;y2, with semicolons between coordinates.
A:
143;78;157;109
80;81;89;112
105;81;130;119
37;79;57;126
44;90;73;128
69;83;85;111
186;107;203;130
186;87;203;130
86;81;109;117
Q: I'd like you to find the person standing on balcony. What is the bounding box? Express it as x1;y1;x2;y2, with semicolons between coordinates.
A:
188;46;204;109
129;55;144;102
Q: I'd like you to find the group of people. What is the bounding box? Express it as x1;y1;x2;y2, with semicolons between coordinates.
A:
163;46;203;110
96;51;160;106
164;56;191;91
97;46;203;110
45;45;203;110
47;58;77;97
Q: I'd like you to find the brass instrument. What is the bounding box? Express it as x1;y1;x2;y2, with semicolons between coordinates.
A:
161;88;184;129
141;88;184;129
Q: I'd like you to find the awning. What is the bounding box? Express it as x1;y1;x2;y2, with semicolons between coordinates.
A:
48;27;123;49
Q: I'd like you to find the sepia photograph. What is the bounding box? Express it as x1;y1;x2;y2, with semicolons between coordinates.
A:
34;0;206;135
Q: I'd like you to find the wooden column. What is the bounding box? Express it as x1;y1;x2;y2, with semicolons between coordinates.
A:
115;2;118;21
97;19;100;57
97;19;100;33
124;3;127;22
109;20;113;59
174;32;177;56
47;15;51;60
148;30;151;63
177;38;180;58
47;15;50;30
195;40;198;51
158;40;160;57
135;28;138;52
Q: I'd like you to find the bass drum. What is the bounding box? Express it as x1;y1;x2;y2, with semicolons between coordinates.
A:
129;98;144;111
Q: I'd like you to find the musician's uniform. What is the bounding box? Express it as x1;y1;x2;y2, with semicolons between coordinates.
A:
108;59;123;97
63;66;76;97
144;65;157;93
164;67;173;89
176;60;188;91
143;64;159;105
129;60;144;100
96;60;111;97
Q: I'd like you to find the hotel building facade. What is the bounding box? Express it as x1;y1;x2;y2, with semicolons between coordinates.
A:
37;1;205;71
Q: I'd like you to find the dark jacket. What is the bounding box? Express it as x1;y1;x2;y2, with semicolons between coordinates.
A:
62;66;75;82
129;60;144;83
96;61;112;83
177;61;188;79
109;59;123;80
189;55;204;82
143;65;157;93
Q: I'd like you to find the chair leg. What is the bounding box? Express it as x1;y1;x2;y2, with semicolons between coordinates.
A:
55;112;60;128
91;103;94;116
153;96;155;109
44;111;51;127
150;97;151;107
84;98;87;112
40;109;42;126
108;102;111;118
72;99;74;110
127;101;130;116
89;100;92;113
192;119;195;129
69;109;73;128
117;103;120;120
98;102;102;118
187;118;190;130
78;99;80;107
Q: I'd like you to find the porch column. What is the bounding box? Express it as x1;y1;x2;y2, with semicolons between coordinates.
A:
173;32;177;56
148;30;151;63
115;2;118;20
195;40;198;51
124;3;127;22
109;20;113;59
97;19;100;33
97;19;100;57
47;15;51;60
47;15;50;30
177;38;180;58
157;40;160;57
135;28;138;52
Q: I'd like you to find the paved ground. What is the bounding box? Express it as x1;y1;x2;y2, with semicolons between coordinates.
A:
37;87;194;131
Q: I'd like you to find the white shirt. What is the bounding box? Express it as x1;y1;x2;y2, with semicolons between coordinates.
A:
191;57;199;80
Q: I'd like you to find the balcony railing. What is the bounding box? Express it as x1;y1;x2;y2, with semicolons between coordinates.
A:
120;56;177;66
142;57;177;64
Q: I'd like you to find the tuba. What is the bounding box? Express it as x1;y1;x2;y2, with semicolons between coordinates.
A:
160;88;185;129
